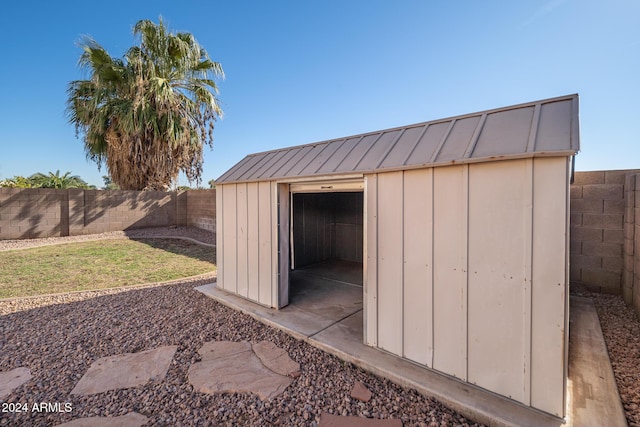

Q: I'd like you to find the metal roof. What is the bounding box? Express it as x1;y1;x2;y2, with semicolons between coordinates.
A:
217;94;579;184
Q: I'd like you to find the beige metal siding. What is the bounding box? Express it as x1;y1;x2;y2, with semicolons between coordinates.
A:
277;183;290;308
258;181;273;305
217;181;278;308
402;168;434;366
467;159;530;404
376;171;404;355
221;184;237;293
247;183;260;302
432;165;468;380
216;188;224;290
236;183;249;298
270;182;280;308
531;157;568;417
367;158;568;416
364;174;378;347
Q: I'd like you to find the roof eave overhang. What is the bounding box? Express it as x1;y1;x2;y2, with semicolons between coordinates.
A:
217;150;578;186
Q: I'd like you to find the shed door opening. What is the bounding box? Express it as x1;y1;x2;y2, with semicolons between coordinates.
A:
287;190;363;318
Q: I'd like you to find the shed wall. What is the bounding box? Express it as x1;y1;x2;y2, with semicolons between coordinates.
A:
216;157;569;417
216;181;277;307
365;157;569;417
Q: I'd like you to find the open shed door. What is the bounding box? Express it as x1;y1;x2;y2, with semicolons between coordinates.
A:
277;178;364;308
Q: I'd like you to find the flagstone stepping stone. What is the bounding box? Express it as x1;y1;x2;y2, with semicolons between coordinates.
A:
71;345;177;395
0;367;32;399
253;340;301;378
319;413;403;426
55;412;148;427
188;341;295;400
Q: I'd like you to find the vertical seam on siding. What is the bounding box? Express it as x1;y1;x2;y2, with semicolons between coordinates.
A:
219;188;224;290
401;171;405;358
234;184;238;295
375;175;379;347
270;183;274;307
256;185;260;303
430;168;435;368
525;159;534;405
563;157;571;414
464;164;469;381
245;184;250;298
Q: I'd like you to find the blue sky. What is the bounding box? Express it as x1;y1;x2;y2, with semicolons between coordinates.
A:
0;1;638;187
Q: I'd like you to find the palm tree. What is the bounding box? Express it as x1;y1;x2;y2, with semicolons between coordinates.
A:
101;175;120;190
0;176;35;188
29;170;93;189
66;18;224;191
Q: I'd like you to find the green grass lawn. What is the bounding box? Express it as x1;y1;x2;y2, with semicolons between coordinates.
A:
0;238;216;299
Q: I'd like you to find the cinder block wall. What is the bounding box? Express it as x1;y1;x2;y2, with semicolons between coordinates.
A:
0;188;70;238
623;174;640;314
69;190;177;235
570;169;640;293
0;188;216;239
186;189;216;232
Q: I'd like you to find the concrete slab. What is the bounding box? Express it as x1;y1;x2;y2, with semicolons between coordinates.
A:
568;296;627;427
296;259;363;286
71;345;177;395
319;412;402;426
195;274;362;340
0;367;32;399
55;412;149;427
196;283;625;427
289;270;363;320
188;341;294;400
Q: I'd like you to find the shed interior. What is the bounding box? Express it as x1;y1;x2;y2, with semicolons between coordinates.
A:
289;191;363;308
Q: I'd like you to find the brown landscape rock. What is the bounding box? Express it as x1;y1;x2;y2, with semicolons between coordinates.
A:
350;381;373;403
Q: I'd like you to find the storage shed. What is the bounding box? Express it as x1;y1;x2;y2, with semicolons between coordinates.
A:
215;94;579;418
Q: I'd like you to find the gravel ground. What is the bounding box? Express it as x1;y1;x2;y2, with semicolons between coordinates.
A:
0;228;481;427
572;289;640;427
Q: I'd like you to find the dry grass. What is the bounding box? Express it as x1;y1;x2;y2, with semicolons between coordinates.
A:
0;238;215;299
